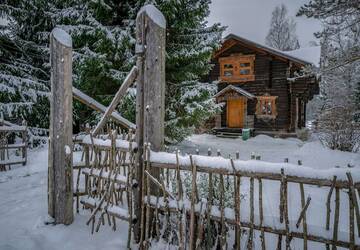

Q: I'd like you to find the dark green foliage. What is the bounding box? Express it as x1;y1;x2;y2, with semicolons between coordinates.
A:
144;0;225;142
1;0;224;142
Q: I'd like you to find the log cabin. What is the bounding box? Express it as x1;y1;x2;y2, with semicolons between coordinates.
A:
208;34;320;137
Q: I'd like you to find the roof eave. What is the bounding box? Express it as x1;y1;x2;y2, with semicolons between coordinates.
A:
222;34;313;67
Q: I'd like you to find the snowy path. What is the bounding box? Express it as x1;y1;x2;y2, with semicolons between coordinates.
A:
0;149;128;250
0;134;359;249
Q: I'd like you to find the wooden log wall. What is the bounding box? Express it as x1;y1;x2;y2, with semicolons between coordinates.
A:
209;42;319;132
212;44;291;131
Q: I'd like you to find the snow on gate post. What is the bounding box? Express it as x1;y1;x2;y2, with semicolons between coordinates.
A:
134;4;166;243
48;28;74;225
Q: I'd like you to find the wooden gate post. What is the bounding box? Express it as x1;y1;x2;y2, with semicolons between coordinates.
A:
48;28;74;225
134;4;166;243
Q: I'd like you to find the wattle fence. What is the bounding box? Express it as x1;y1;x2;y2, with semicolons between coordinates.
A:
146;148;360;249
73;129;360;249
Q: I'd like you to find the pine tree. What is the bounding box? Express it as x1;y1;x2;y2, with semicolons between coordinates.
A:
54;0;139;128
0;0;52;128
265;4;300;51
146;0;225;142
1;0;224;142
0;0;139;129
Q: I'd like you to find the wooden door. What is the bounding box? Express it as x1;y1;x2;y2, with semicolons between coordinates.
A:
227;99;245;128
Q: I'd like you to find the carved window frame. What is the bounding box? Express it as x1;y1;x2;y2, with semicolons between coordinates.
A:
219;54;255;83
256;96;278;119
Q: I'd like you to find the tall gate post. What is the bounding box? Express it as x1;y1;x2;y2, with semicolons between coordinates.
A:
48;28;74;225
134;4;166;243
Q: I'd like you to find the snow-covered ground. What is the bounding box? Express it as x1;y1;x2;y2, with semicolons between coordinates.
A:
172;134;359;169
0;134;359;249
0;148;128;250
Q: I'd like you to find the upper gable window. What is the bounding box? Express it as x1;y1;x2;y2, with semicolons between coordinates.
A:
219;54;255;83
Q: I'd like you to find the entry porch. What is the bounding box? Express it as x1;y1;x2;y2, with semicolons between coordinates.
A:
214;85;255;130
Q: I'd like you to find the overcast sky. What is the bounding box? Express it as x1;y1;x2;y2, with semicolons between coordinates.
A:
208;0;321;47
1;1;321;47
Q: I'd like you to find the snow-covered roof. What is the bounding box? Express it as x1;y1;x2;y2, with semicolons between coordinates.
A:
223;34;320;67
284;46;321;67
214;85;255;99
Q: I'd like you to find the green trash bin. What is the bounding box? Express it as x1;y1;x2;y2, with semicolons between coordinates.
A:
242;128;250;141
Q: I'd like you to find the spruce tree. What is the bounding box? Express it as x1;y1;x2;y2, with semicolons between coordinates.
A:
54;0;139;128
145;0;225;142
0;0;52;128
0;0;139;129
1;0;224;142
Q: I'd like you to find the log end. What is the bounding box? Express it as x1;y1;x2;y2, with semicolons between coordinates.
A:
137;4;166;29
51;28;72;48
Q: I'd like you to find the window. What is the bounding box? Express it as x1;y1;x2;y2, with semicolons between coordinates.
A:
256;96;277;118
223;63;233;76
219;54;255;82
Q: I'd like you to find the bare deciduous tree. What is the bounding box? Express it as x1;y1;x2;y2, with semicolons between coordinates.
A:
265;4;300;51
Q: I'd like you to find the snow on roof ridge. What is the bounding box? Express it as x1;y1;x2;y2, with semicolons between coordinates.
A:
225;33;320;67
137;4;166;29
52;27;72;47
284;46;321;67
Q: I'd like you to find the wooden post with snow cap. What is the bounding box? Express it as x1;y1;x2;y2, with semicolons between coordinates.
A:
134;4;166;243
48;28;73;225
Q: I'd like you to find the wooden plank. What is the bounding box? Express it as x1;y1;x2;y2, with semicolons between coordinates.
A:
0;126;27;132
0;143;26;149
150;161;360;189
0;158;26;165
144;170;174;199
296;196;311;228
299;183;308;250
326;176;337;231
0;119;19;127
189;155;197;250
332;188;340;250
134;8;146;243
347;172;360;238
134;4;166;245
48;28;73;225
72;87;135;130
92;66;138;135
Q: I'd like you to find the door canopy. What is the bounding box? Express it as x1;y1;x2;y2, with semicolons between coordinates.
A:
215;85;255;103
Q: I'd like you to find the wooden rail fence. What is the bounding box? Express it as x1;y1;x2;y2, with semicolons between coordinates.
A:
73;130;360;249
140;147;360;249
0;119;27;171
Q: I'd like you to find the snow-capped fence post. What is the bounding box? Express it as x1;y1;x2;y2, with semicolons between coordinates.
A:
21;120;27;166
48;28;73;225
134;4;166;244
